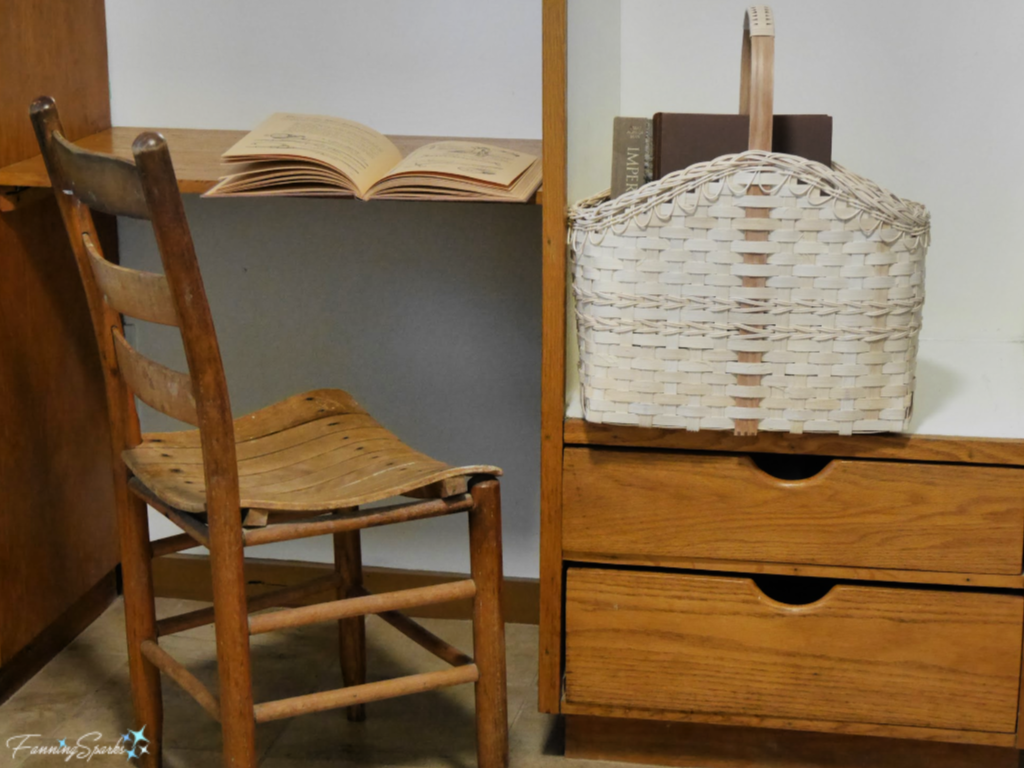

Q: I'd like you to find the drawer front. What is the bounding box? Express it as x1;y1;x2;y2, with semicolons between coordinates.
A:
563;448;1024;574
565;567;1024;733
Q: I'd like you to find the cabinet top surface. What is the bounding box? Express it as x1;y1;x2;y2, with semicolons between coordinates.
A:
565;339;1024;466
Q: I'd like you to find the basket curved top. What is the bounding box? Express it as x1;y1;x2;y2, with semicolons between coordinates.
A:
569;151;929;246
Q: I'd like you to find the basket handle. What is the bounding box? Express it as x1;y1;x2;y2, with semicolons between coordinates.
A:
739;5;775;151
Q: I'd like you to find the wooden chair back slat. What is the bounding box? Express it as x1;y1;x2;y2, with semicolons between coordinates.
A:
48;131;150;219
30;96;238;510
112;330;200;427
82;233;179;326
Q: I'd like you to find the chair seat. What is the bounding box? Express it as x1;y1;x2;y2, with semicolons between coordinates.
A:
124;389;501;514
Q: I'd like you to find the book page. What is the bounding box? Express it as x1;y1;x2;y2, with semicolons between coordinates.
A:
383;141;536;187
221;113;402;197
368;159;541;202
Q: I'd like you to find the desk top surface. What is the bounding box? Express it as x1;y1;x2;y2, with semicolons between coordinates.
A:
0;127;543;202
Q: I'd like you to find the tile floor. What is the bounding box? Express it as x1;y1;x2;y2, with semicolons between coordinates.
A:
0;598;617;768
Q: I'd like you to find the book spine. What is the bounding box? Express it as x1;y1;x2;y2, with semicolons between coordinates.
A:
610;117;653;199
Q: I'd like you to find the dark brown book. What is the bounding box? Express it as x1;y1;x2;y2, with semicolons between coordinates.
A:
652;113;833;179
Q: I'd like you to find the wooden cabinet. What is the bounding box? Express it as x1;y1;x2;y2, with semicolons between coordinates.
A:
546;436;1024;760
0;0;120;699
539;2;1024;765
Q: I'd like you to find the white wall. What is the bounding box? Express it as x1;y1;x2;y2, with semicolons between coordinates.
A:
107;0;1022;573
105;1;543;577
617;0;1024;342
107;0;541;138
567;0;620;206
565;0;622;407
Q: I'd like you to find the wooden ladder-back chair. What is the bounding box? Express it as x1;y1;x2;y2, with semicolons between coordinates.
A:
30;96;508;768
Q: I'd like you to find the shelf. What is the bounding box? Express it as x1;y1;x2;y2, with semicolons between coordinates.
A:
564;339;1024;467
0;127;543;204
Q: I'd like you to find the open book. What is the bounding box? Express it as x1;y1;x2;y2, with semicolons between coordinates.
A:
203;113;542;203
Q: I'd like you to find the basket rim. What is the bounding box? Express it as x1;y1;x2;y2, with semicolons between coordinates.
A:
568;151;930;241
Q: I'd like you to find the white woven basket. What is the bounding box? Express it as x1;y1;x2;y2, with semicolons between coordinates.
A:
568;7;930;436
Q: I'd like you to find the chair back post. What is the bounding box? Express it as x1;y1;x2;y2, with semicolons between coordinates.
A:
28;96;142;453
130;134;242;538
29;99;170;740
129;137;256;746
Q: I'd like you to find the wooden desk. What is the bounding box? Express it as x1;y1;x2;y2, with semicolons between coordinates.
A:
0;128;542;202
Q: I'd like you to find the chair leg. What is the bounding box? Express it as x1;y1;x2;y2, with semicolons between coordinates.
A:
469;479;509;768
209;519;258;768
119;490;163;768
334;529;367;722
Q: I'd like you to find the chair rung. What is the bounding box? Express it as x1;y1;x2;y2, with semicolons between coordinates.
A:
377;608;474;667
158;573;341;637
248;580;477;636
352;586;473;667
150;532;200;558
129;478;210;548
253;664;479;723
140;640;220;722
242;494;474;546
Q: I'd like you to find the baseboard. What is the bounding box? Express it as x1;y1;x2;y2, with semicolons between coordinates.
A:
152;553;540;625
0;569;119;705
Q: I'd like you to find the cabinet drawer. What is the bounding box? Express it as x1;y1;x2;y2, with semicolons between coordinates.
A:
565;567;1023;733
563;448;1024;574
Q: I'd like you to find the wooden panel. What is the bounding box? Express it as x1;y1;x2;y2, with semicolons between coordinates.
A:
565;715;1020;768
565;568;1023;734
0;128;543;202
538;0;568;715
563;448;1024;574
0;1;111;169
565;418;1024;467
0;570;116;704
83;233;178;325
0;0;118;665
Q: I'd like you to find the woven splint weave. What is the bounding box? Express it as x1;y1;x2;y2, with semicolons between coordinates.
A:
569;151;930;434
